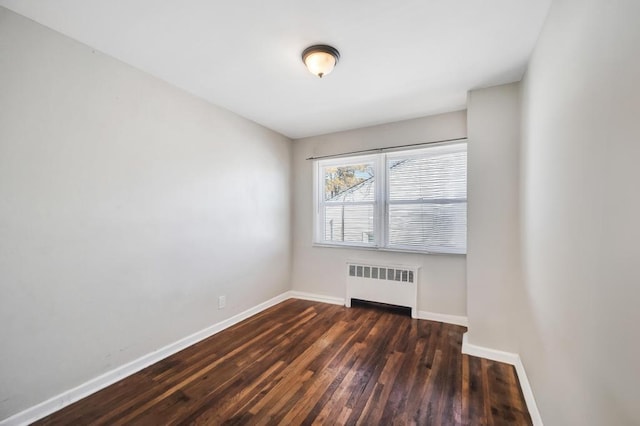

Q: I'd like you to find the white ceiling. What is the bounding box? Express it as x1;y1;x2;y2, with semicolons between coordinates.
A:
0;0;551;139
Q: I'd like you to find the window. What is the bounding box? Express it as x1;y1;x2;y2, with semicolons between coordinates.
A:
317;156;377;246
314;142;467;254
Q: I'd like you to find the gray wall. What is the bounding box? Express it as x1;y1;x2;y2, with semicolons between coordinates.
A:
519;0;640;424
0;8;292;419
291;112;468;317
465;1;640;424
466;83;522;353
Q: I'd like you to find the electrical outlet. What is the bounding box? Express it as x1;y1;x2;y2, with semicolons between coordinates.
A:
218;295;226;309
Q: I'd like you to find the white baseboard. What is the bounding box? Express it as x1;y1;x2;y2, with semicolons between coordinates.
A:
289;291;469;328
1;291;477;426
461;333;520;364
418;310;468;327
0;292;291;426
513;357;543;426
461;333;543;426
288;290;345;306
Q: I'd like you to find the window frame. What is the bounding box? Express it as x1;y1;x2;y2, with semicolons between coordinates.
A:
313;154;381;249
313;142;467;255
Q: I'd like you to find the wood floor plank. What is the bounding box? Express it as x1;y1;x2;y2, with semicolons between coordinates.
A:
461;353;471;424
35;299;532;425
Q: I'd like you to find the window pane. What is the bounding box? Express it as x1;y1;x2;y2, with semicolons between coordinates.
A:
323;163;375;201
323;204;374;243
388;147;466;201
388;202;467;253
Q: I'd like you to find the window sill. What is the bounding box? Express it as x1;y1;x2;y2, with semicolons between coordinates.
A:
312;242;466;256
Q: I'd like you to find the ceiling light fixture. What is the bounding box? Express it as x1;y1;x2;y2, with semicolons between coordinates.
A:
302;45;340;78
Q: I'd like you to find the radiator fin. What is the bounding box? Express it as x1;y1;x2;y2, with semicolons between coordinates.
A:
348;263;415;283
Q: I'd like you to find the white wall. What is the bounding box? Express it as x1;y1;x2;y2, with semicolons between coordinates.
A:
518;0;640;424
291;112;468;317
0;8;291;419
466;83;521;352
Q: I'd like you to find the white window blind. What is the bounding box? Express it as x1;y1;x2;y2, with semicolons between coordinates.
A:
314;142;467;254
386;143;467;253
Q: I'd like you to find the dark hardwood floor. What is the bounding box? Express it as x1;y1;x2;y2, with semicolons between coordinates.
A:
35;299;532;425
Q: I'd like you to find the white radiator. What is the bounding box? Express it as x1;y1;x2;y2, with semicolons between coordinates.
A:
345;261;419;318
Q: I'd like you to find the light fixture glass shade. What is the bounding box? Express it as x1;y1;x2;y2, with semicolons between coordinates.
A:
302;45;340;78
304;51;336;78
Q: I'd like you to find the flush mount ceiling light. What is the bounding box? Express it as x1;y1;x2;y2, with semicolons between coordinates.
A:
302;45;340;78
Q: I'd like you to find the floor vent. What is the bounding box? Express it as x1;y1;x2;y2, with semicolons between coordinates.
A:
346;262;419;318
